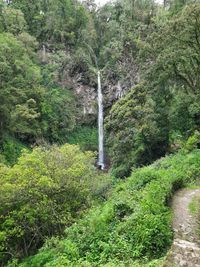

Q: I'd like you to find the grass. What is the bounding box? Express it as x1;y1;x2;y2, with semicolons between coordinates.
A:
188;196;200;215
188;194;200;239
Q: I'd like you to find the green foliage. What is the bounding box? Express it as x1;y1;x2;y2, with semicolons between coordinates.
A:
0;32;42;142
18;149;200;266
148;3;200;94
188;196;200;215
0;7;27;35
105;2;200;177
1;1;200;265
1;136;27;165
68;126;98;151
188;194;200;240
41;87;76;143
0;154;6;164
0;3;82;150
184;131;200;152
11;0;89;46
0;30;77;147
105;84;168;178
139;3;200;142
169;0;195;14
0;144;111;265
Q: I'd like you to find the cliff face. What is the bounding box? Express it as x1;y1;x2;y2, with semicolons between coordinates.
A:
39;47;140;119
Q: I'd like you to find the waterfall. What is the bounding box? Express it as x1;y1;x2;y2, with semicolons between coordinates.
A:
97;71;105;169
42;44;46;63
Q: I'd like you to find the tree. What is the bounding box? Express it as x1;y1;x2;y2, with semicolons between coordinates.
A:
41;87;76;143
11;0;89;46
0;33;42;142
0;7;27;35
105;84;167;178
139;3;200;140
0;144;110;264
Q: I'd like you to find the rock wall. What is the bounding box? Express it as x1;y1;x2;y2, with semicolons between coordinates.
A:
38;47;140;119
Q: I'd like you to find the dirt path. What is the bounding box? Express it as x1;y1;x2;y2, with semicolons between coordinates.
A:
164;188;200;267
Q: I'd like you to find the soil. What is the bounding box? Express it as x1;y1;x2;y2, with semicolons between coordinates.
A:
163;188;200;267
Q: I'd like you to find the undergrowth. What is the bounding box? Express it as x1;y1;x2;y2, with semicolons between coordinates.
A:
188;194;200;239
15;149;200;267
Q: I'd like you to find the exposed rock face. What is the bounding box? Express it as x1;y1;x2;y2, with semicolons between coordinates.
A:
38;47;140;118
102;56;140;109
74;84;97;115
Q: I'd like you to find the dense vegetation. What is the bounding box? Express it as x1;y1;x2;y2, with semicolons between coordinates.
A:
0;0;93;163
1;0;200;266
105;0;200;177
0;144;111;265
15;147;200;266
1;0;200;171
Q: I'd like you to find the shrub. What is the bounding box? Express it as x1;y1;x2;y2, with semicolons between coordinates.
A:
0;154;6;164
1;135;27;165
0;144;111;265
18;149;200;266
184;131;200;152
67;126;98;151
105;84;168;178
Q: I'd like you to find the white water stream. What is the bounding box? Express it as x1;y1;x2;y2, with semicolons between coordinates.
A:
97;71;105;169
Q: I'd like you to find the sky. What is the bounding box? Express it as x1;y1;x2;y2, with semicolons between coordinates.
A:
95;0;163;6
95;0;112;6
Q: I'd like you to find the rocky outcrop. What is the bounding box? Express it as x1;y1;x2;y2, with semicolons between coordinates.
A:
38;46;140;119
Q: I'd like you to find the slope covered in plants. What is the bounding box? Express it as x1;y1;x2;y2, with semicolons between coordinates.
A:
16;148;200;267
1;0;200;266
0;144;111;266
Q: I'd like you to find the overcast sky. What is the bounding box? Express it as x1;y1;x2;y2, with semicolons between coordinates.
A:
95;0;163;6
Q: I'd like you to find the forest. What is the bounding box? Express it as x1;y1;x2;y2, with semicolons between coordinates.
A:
0;0;200;266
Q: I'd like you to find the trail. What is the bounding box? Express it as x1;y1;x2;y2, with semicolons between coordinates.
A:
164;189;200;267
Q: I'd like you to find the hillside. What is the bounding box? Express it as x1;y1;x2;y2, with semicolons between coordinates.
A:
1;0;200;266
16;148;200;266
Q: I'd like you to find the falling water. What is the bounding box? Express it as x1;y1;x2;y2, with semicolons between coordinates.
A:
97;70;105;169
42;44;47;63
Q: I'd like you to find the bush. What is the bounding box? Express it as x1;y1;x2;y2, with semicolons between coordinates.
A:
18;149;200;266
67;126;98;151
188;195;200;240
184;131;200;152
0;153;6;164
105;84;168;178
41;87;76;143
0;144;111;265
1;135;27;165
